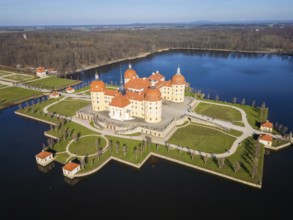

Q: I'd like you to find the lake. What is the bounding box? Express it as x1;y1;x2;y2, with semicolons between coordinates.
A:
1;50;293;219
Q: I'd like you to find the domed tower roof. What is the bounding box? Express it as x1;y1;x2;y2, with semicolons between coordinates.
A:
90;80;105;92
171;66;186;85
124;63;137;80
145;81;161;102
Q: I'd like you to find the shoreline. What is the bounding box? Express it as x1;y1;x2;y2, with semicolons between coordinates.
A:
15;111;57;126
73;47;291;74
0;94;44;111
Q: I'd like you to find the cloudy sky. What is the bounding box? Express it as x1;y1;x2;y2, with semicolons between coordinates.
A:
0;0;292;25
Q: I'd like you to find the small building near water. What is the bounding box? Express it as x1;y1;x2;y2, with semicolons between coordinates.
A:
36;67;47;78
49;91;60;99
62;162;81;178
260;120;273;132
258;134;273;146
66;86;75;94
35;151;54;166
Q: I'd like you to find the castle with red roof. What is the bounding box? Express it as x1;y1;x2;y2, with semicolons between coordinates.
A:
90;64;186;123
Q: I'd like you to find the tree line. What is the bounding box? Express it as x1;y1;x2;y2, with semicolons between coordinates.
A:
0;25;293;75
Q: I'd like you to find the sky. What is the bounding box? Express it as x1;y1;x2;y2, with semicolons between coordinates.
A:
0;0;292;26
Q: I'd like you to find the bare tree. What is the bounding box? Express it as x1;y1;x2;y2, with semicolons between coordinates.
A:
233;161;240;173
165;141;170;153
134;146;138;160
47;138;54;148
109;139;113;151
97;148;102;160
122;144;127;156
217;157;225;168
96;137;101;149
72;132;78;143
115;141;120;153
282;126;288;135
139;144;143;155
251;164;257;179
215;95;220;102
203;154;209;164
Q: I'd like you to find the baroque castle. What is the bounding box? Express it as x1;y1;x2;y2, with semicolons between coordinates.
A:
90;64;186;123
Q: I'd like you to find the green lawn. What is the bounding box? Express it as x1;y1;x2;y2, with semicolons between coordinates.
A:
0;69;18;75
75;85;90;93
55;153;71;164
168;124;236;153
47;98;90;116
0;87;42;109
16;97;63;124
2;74;35;82
106;136;151;164
154;137;264;184
69;135;106;156
26;76;80;90
0;84;8;89
195;102;242;122
272;139;291;147
203;100;268;129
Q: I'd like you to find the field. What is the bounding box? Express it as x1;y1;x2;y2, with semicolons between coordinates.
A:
0;84;8;89
195;102;242;122
2;74;35;82
47;98;90;116
203;100;268;129
0;69;36;82
0;87;42;109
168;124;236;153
69;135;107;156
25;76;80;90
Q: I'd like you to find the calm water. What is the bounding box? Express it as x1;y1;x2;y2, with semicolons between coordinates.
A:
1;50;293;219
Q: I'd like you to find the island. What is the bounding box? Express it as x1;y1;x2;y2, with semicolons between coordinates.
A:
9;64;292;188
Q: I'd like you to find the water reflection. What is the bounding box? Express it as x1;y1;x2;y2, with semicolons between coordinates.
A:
64;176;81;186
37;162;55;173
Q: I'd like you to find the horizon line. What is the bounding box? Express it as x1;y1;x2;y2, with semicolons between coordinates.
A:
1;19;293;27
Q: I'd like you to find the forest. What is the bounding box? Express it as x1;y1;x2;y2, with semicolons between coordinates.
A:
0;25;293;75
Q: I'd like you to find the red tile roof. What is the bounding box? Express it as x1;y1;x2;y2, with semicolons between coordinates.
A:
126;90;144;101
36;67;46;73
90;80;105;92
145;88;162;102
156;80;172;89
172;74;186;85
125;78;150;91
104;88;118;96
261;121;273;128
63;162;80;172
124;68;137;79
66;86;74;91
109;93;130;108
259;134;273;142
149;72;164;81
50;92;60;96
35;151;52;159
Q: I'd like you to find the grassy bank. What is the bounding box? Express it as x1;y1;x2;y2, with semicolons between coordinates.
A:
203;99;268;129
0;87;42;110
168;124;236;153
25;76;80;90
195;102;242;122
47;98;90;116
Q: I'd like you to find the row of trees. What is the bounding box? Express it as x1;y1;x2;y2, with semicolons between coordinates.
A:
1;26;293;74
